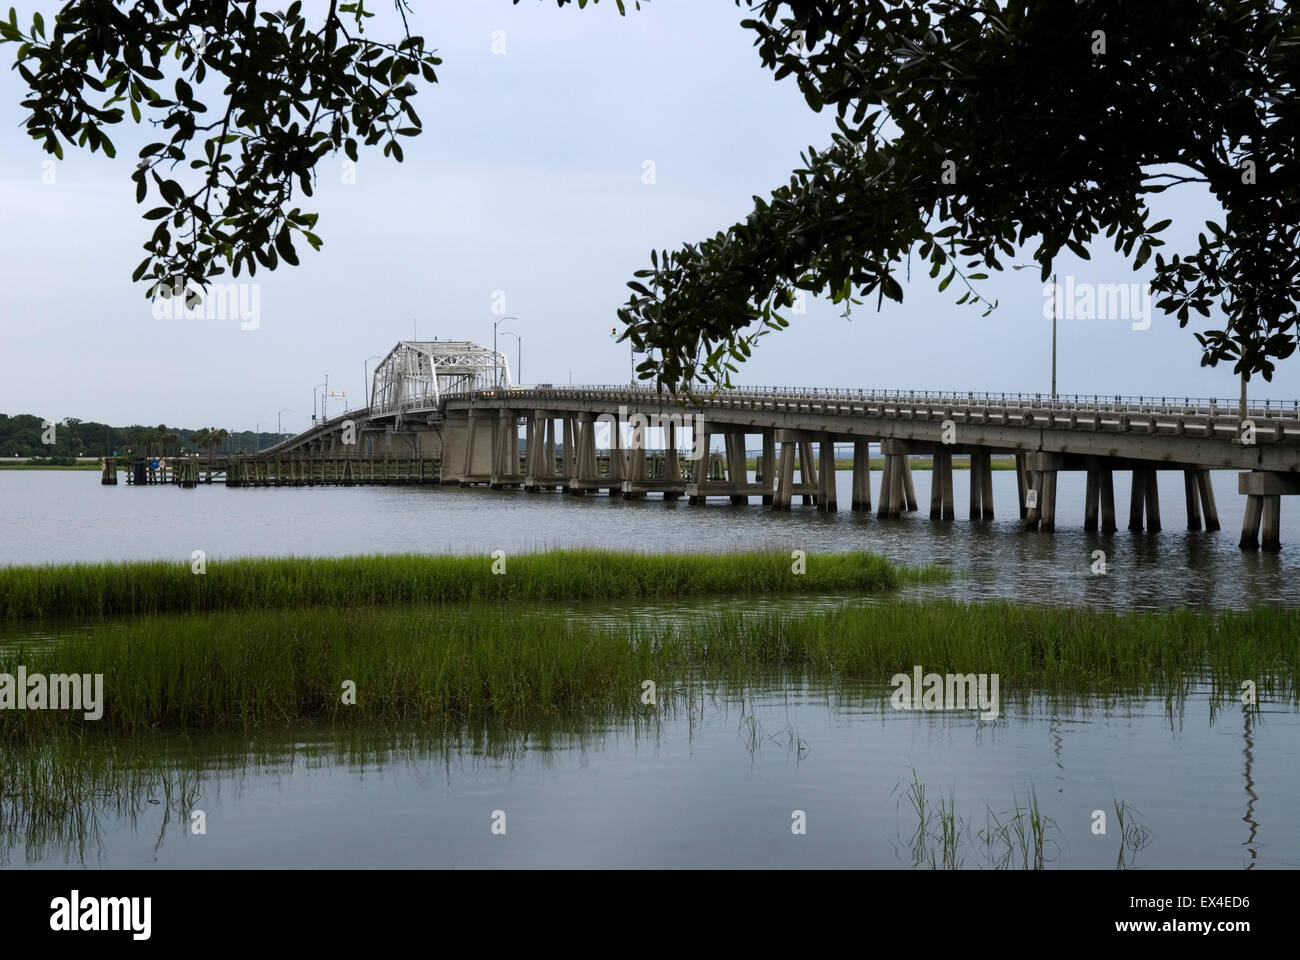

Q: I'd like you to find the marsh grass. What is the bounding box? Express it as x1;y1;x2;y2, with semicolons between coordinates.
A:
0;549;940;621
0;600;1295;736
900;772;1060;869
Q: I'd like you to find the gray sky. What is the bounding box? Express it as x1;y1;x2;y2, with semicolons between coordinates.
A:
2;0;1295;435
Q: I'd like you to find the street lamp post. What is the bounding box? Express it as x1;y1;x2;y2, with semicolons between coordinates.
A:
364;355;382;410
277;408;290;438
501;331;522;386
313;381;327;426
255;423;261;452
493;316;518;387
1012;264;1057;401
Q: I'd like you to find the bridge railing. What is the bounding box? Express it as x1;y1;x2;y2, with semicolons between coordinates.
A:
436;385;1300;419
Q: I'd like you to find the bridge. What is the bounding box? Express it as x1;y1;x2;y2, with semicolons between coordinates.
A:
127;340;1300;551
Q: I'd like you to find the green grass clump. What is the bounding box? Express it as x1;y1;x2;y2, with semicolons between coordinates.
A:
1;600;1295;735
0;549;941;621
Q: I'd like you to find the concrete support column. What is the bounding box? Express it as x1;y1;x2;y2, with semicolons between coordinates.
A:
689;426;711;504
1040;470;1058;531
1262;495;1281;551
607;415;625;496
1240;494;1264;549
1128;468;1146;530
726;433;748;505
900;453;918;512
1238;472;1290;550
1024;470;1042;530
1144;469;1162;532
1184;468;1202;530
562;417;575;488
798;440;817;506
543;418;557;487
1099;469;1117;532
877;452;895;519
761;430;776;506
1015;453;1028;519
664;421;681;500
523;414;540;491
1197;470;1220;531
929;450;944;520
1084;468;1100;531
851;441;872;511
460;411;479;484
817;438;837;512
772;435;796;511
629;420;647;482
969;451;984;520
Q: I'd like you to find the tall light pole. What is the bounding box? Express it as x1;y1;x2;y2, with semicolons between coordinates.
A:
364;355;381;409
501;331;522;386
277;408;290;437
493;315;517;387
1013;264;1057;401
255;423;261;452
313;380;327;425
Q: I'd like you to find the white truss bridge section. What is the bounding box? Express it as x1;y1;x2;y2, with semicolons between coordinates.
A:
369;340;511;426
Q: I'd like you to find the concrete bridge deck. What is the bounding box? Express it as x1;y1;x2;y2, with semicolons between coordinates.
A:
138;384;1300;551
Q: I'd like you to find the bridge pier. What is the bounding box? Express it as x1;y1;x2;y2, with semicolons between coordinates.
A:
684;426;767;503
768;431;818;510
816;438;837;511
969;450;994;520
490;409;522;488
851;441;872;511
761;431;777;505
688;425;711;504
1238;471;1295;550
607;416;627;496
878;440;916;518
1127;467;1161;531
565;413;602;495
929;448;954;520
797;440;817;506
1023;453;1060;531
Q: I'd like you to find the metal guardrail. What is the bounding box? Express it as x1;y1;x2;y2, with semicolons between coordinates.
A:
263;384;1300;453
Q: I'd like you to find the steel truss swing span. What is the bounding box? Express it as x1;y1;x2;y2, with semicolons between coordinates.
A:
370;340;511;425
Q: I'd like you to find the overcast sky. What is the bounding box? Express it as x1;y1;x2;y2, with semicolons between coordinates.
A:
2;0;1295;435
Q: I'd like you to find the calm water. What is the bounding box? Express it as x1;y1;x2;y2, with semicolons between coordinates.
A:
1;469;1297;610
2;470;1297;869
4;680;1296;869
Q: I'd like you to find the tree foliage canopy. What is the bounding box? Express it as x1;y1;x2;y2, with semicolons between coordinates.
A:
6;1;1294;391
616;0;1300;391
2;0;452;298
